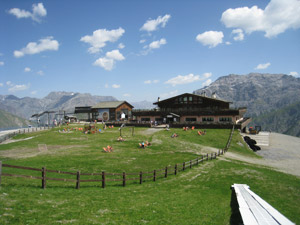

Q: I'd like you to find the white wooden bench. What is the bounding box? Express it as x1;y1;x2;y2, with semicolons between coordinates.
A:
231;184;295;225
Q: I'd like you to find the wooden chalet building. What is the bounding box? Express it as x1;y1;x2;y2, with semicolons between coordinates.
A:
132;93;250;128
75;101;134;122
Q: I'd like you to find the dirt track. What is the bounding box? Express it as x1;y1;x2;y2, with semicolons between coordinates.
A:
225;133;300;177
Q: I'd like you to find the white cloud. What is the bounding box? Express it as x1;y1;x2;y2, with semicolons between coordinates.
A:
225;41;232;45
31;91;37;95
37;70;44;76
232;29;244;41
14;36;59;58
24;67;31;72
221;0;300;38
160;90;178;99
80;28;125;54
6;81;12;86
94;58;114;71
8;3;47;23
106;49;125;61
0;61;4;66
112;84;120;88
144;79;159;84
139;39;146;44
0;83;3;87
202;79;212;87
140;14;171;32
289;71;299;77
93;49;125;71
196;31;224;48
149;38;167;49
118;43;125;49
203;72;212;79
255;62;271;70
8;83;30;92
165;73;212;86
123;93;131;97
105;84;109;88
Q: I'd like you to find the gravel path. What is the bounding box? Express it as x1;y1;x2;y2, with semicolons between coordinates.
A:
226;133;300;177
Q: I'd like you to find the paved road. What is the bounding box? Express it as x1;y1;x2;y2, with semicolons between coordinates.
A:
228;132;300;177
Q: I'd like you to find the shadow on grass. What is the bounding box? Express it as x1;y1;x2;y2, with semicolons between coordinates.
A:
230;188;243;225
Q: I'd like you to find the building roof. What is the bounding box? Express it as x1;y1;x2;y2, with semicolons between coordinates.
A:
92;101;134;109
153;93;232;105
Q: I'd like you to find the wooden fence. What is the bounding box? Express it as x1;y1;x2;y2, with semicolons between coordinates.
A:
0;126;235;189
0;126;50;143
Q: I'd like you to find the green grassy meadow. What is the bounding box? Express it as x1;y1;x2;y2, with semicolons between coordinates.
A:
0;126;299;224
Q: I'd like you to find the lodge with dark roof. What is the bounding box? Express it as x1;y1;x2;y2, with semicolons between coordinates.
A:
132;93;250;128
75;101;134;122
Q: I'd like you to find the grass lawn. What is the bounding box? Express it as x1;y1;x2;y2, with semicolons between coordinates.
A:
0;126;299;224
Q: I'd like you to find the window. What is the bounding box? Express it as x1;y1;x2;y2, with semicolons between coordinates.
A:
189;96;193;102
141;118;150;121
183;97;187;103
219;117;232;122
202;117;214;122
186;117;197;122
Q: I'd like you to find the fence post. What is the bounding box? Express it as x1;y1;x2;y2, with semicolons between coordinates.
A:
202;155;204;163
102;171;106;188
153;170;156;182
196;157;199;165
42;167;46;189
76;171;80;189
139;171;143;184
183;162;185;171
190;160;192;168
218;149;220;156
165;167;168;178
211;153;213;160
0;161;2;186
123;172;126;187
207;153;208;161
175;164;177;175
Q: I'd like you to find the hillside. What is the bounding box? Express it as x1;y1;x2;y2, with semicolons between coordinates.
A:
194;73;300;136
0;92;117;120
252;101;300;137
0;109;32;129
0;127;299;224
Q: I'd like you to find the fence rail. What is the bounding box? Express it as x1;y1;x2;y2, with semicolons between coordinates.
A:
0;126;235;189
0;126;51;143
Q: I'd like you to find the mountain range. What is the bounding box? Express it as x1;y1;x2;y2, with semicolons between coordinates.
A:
194;73;300;136
1;73;299;137
0;109;32;130
0;92;117;121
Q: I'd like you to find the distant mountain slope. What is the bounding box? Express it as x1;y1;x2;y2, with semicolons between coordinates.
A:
252;101;300;137
0;92;117;120
131;100;155;109
0;109;32;129
194;73;300;137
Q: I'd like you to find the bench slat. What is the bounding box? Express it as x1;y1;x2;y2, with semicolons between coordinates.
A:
232;184;295;225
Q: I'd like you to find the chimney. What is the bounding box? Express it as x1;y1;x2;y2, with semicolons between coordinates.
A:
157;97;160;102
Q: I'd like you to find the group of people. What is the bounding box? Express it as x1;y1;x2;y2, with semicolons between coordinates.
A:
182;126;195;131
117;136;125;142
103;125;114;130
171;133;178;138
197;130;206;136
103;145;113;153
139;141;151;148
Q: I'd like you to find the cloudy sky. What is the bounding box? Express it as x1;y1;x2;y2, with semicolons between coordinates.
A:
1;0;300;101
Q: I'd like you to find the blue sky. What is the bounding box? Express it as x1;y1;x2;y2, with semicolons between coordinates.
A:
1;0;300;102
